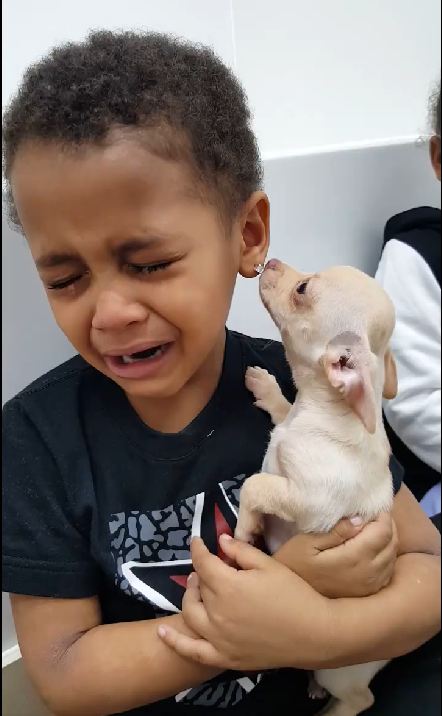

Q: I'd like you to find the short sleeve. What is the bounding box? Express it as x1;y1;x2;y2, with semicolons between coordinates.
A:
2;399;99;598
389;453;404;495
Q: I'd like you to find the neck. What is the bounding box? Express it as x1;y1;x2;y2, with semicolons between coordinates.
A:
293;369;384;434
128;331;226;433
292;363;355;418
295;381;352;417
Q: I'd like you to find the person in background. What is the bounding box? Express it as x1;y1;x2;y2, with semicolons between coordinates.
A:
376;80;441;519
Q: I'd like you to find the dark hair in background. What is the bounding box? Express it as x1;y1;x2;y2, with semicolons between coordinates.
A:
2;30;263;228
429;77;441;136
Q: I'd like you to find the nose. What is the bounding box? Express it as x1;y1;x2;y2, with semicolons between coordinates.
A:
265;258;282;271
265;258;306;282
92;289;149;331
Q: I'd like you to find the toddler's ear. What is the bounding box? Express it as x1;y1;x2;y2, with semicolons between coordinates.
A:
238;191;270;278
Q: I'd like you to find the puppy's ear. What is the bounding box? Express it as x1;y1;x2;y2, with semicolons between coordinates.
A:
383;347;397;399
321;332;377;434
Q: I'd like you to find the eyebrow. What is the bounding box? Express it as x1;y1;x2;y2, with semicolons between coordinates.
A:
115;237;166;258
36;253;81;270
36;237;168;271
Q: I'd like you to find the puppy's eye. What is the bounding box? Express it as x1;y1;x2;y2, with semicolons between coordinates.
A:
296;280;309;295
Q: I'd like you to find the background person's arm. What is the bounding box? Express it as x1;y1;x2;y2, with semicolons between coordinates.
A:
376;239;441;473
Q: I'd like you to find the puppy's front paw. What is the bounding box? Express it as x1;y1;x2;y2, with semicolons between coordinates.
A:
245;366;280;408
308;675;328;701
234;526;257;545
235;510;264;545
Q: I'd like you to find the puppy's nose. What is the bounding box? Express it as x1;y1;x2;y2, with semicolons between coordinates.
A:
265;258;281;271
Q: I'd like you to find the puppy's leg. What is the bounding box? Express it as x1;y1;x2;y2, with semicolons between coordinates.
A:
315;661;387;716
245;366;291;424
235;472;297;543
316;689;374;716
308;673;329;700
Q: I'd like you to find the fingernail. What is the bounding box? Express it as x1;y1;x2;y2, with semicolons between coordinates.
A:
220;534;233;543
158;626;167;638
350;516;363;526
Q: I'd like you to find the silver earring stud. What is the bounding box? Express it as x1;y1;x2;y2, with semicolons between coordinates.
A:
254;263;265;275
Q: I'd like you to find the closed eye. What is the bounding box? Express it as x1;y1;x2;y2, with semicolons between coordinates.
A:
127;261;172;276
46;260;174;292
47;274;84;290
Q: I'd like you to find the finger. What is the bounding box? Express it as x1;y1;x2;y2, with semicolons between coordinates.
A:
181;587;212;636
354;533;397;595
185;572;214;606
313;517;364;552
158;626;226;668
191;538;234;589
355;513;394;557
218;534;275;571
187;569;220;612
374;511;394;532
391;518;399;554
372;539;398;582
186;572;202;600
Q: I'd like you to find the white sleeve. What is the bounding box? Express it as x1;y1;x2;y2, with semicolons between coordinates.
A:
375;239;441;473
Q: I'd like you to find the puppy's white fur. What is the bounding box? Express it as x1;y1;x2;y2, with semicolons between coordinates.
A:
236;260;398;716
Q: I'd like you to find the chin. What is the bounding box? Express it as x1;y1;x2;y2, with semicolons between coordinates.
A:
119;374;187;400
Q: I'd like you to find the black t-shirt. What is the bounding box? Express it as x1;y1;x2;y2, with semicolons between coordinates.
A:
2;330;403;715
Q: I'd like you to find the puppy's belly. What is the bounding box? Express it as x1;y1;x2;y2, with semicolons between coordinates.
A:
265;515;299;554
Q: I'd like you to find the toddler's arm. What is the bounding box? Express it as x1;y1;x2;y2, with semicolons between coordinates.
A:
11;594;220;716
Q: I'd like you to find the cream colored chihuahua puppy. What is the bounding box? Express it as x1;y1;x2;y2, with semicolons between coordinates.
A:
235;259;398;716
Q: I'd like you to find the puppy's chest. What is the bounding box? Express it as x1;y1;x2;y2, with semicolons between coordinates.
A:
262;417;393;531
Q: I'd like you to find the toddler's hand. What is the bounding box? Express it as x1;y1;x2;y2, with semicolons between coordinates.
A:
158;535;333;671
274;512;398;598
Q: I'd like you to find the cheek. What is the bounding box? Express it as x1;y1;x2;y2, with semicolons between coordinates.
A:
170;273;235;337
157;251;237;331
48;298;91;349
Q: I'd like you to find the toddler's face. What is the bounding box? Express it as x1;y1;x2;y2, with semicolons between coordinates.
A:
11;135;245;399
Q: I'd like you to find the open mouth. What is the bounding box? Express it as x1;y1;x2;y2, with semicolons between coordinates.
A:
103;342;174;379
116;344;169;365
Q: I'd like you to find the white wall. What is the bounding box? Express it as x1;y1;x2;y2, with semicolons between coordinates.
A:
2;0;441;157
1;0;236;107
2;0;441;661
234;0;441;157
